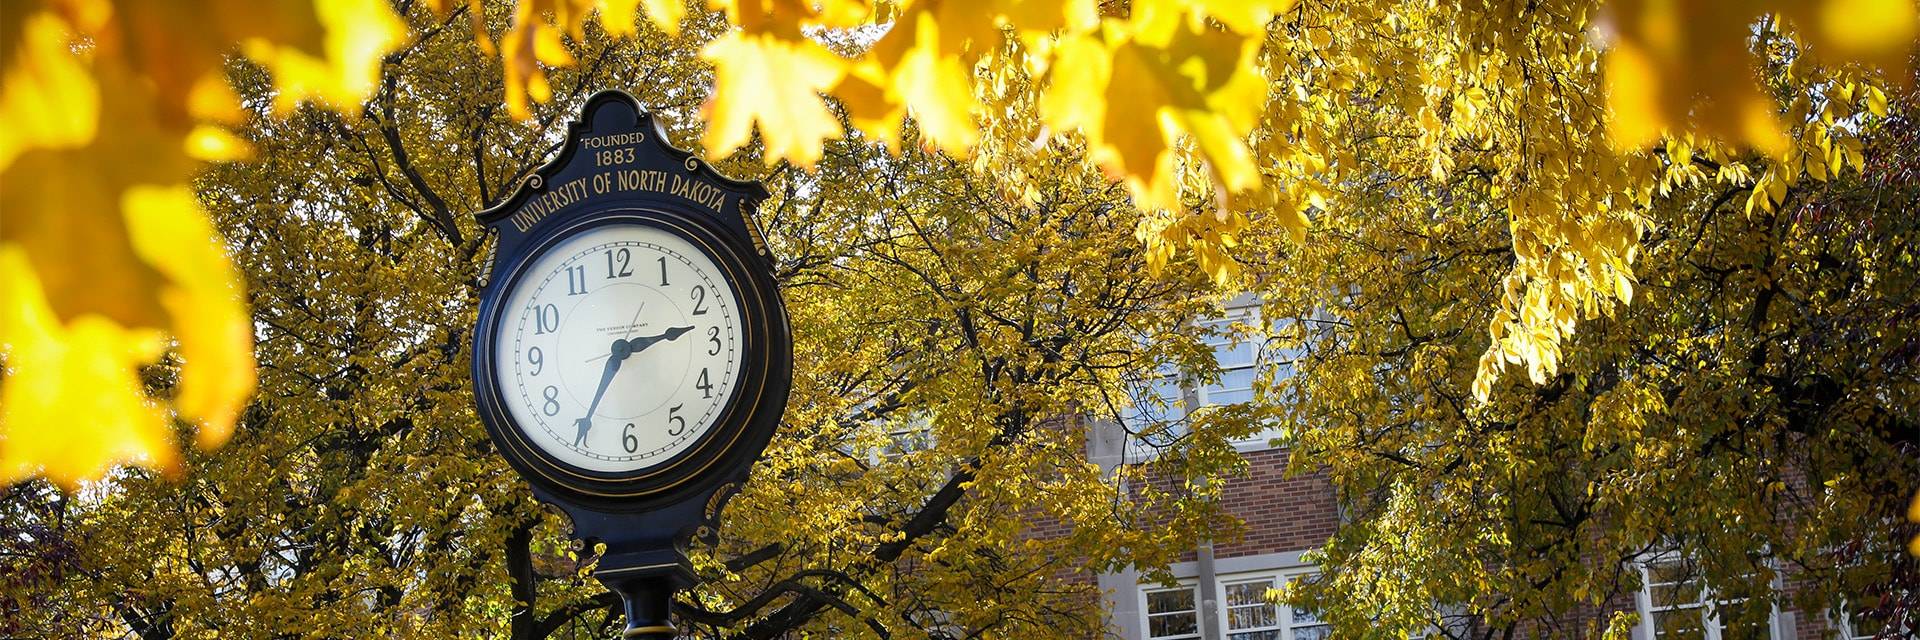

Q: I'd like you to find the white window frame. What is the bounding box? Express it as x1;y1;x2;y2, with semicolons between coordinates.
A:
1632;552;1783;640
1220;576;1285;639
1128;299;1301;457
1141;582;1202;640
1138;568;1328;640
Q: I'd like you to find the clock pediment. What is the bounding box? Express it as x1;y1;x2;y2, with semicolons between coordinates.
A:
476;90;774;266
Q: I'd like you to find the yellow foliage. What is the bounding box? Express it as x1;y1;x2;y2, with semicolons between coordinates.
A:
699;30;846;165
0;248;175;487
1;0;405;486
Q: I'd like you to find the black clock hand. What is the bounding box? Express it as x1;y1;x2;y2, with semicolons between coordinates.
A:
583;318;688;363
624;325;694;352
574;339;633;446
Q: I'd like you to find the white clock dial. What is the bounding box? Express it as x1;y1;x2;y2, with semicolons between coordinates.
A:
494;223;743;473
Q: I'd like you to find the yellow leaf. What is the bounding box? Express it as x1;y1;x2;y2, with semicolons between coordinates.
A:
700;31;845;166
1039;33;1111;141
185;73;246;125
890;12;980;154
836;60;906;151
122;186;256;447
1818;0;1917;57
1864;86;1890;118
499;0;588;119
641;0;685;36
1184;0;1298;35
183;124;254;162
0;60;202;328
597;0;642;37
0;248;177;489
0;12;99;173
1605;41;1664;151
241;0;408;112
1078;22;1264;205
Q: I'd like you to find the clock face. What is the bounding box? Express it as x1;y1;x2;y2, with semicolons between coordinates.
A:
493;222;744;474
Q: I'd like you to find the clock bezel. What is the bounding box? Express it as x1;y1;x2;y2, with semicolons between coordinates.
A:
473;205;783;504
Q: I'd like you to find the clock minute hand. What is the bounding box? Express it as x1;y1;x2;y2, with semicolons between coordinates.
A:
573;339;632;446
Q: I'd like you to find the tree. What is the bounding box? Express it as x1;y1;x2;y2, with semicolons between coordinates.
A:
1244;61;1920;640
2;6;1256;638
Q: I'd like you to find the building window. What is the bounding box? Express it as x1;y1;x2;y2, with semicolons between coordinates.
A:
1636;555;1778;640
1145;586;1201;640
1197;309;1261;407
1145;572;1330;640
1126;302;1301;452
880;420;933;458
1224;579;1281;640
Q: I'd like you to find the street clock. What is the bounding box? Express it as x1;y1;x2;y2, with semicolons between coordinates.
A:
471;90;791;639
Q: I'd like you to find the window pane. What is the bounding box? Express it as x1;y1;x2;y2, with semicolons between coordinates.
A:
1149;612;1199;638
1147;589;1195;614
1848;606;1888;639
1129;374;1188;425
1291;626;1332;640
1719;616;1770;640
1212;339;1257;367
1229;605;1277;630
1647;560;1697;589
1227;632;1279;640
1651;609;1706;638
1203;380;1255;406
1225;581;1272;607
1652;580;1704;608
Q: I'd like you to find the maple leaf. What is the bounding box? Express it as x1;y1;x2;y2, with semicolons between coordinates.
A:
123;185;256;447
1044;21;1264;212
0;247;177;488
499;0;581;120
880;11;980;153
700;30;845;166
0;0;400;489
0;12;97;171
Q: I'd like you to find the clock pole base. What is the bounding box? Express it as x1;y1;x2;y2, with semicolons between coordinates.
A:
608;574;677;639
597;551;694;640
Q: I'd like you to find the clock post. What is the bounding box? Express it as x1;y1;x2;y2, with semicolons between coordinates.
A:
469;90;791;639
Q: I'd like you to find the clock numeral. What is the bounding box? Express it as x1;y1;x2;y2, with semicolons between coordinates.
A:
690;285;709;315
566;265;587;296
527;346;544;375
542;386;560;416
605;248;632;278
706;326;721;356
657;256;669;286
696;368;713;399
621;423;639;453
533;304;559;335
667;404;686;436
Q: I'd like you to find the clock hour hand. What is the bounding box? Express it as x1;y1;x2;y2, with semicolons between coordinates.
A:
573;339;632;446
584;326;696;363
624;325;694;353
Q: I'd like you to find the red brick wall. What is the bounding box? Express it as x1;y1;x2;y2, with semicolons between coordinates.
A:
1208;447;1339;559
